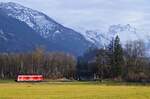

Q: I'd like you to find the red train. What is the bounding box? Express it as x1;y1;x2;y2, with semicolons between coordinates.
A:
17;75;44;82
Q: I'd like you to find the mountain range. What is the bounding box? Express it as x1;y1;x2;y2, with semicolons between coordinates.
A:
84;24;150;47
0;2;92;56
0;2;150;56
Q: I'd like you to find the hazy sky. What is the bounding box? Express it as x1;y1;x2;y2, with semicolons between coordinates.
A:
0;0;150;33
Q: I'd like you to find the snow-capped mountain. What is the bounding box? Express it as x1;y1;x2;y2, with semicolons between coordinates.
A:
0;2;83;40
0;11;50;52
108;24;146;42
84;30;110;47
0;2;149;56
0;2;93;56
84;24;150;47
0;2;59;39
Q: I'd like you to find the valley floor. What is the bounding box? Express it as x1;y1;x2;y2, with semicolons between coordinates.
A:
0;81;150;99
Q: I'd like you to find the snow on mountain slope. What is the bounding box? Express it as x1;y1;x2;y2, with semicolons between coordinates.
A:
108;24;143;43
84;24;150;47
0;29;8;41
0;2;149;55
0;2;58;39
84;30;110;47
0;2;93;56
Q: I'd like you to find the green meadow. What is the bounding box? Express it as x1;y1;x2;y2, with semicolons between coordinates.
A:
0;81;150;99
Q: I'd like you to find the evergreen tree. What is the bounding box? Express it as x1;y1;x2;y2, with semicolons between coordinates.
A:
108;36;124;79
113;36;124;78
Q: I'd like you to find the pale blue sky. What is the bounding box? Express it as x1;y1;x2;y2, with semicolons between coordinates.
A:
0;0;150;33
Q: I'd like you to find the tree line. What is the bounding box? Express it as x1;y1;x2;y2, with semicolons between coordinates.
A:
77;36;150;82
0;48;76;79
0;36;150;82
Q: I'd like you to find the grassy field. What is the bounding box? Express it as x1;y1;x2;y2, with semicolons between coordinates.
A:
0;81;150;99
